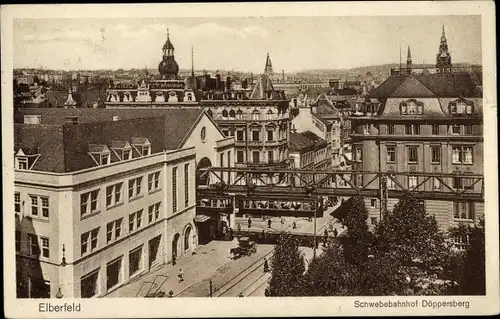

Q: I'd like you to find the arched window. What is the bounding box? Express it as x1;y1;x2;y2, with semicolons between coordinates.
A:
184;226;192;251
222;109;229;118
229;110;236;118
266;109;273;120
236;109;243;119
252;110;260;120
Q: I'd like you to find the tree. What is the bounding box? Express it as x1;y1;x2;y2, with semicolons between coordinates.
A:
342;196;372;266
374;194;447;269
268;232;306;296
303;242;358;296
448;219;485;295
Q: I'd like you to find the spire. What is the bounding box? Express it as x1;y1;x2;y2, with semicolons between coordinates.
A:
406;45;412;74
162;28;175;56
436;24;452;70
264;52;273;76
191;46;194;76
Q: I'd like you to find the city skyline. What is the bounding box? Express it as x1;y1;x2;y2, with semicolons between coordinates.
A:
14;15;482;73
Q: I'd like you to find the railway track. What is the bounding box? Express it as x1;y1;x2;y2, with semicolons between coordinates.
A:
215;216;336;297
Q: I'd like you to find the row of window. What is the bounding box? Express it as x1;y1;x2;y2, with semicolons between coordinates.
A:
368;201;475;223
354;145;474;165
228;129;285;142
236;150;284;164
81;171;162;218
15;232;50;258
378;175;476;191
361;124;475;136
82;202;161;256
14;193;49;219
220;109;278;120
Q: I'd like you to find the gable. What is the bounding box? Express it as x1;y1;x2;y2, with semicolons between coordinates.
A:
389;76;436;98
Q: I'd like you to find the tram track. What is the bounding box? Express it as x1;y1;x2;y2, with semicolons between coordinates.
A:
215;215;336;297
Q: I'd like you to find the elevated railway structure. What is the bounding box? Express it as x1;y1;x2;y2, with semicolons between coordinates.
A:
197;167;484;214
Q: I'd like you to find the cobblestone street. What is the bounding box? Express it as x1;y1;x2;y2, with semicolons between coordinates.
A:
105;203;345;298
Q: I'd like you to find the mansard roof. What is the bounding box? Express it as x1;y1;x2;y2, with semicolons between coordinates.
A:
369;72;482;99
14;108;208;172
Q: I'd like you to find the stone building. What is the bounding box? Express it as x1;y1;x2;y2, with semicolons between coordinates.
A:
14;108;234;298
349;28;483;245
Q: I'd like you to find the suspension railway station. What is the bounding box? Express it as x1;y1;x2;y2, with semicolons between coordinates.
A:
196;166;484;242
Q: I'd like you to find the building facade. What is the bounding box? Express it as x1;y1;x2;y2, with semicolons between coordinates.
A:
289;130;330;186
103;31;291;170
349;29;483;242
14;108;234;298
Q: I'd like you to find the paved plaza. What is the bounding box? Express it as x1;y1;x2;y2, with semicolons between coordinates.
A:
105;204;345;298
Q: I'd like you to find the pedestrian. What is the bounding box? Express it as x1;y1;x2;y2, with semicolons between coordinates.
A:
292;221;297;229
177;268;184;283
280;217;285;225
237;223;241;232
267;218;272;228
263;258;270;272
261;230;265;240
324;229;328;237
333;228;338;238
228;227;234;240
238;293;244;297
248;217;252;228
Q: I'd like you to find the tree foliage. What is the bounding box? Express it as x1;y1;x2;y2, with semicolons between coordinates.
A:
447;219;486;295
374;194;447;268
342;196;372;266
268;232;306;296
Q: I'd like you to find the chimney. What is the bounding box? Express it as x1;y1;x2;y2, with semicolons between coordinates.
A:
311;105;317;114
242;79;248;89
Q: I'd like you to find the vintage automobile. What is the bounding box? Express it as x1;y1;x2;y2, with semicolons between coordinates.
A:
230;236;257;259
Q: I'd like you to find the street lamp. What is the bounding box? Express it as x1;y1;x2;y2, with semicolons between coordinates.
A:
304;186;317;259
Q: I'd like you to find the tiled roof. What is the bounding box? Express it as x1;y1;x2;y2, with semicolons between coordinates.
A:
389;76;436;98
300;131;328;148
290;131;315;152
111;140;130;149
14;108;207;172
290;130;327;152
250;74;274;99
369;73;482;99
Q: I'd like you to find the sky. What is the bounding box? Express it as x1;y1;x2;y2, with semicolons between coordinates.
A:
13;15;482;73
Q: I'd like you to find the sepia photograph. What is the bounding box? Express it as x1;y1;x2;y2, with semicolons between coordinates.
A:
2;2;498;318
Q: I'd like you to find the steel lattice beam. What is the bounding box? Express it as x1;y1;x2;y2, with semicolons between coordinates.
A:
197;167;484;203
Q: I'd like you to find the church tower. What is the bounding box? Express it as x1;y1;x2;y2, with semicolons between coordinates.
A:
158;29;180;80
406;45;412;74
436;25;452;73
264;53;273;76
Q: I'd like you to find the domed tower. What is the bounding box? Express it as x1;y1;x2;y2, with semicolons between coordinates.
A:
158;29;180;80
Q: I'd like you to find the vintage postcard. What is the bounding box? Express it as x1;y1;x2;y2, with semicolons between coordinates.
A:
2;1;498;318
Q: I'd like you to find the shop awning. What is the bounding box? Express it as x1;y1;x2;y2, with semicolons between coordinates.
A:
194;214;212;223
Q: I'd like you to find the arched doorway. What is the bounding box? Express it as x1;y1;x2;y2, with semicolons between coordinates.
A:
172;233;180;262
197;157;212;186
184;225;192;252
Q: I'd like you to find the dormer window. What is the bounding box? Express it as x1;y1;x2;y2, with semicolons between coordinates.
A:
88;144;111;166
222;110;229;118
15;149;40;170
131;137;151;156
229;110;236;118
111;141;133;161
16;157;28;170
400;99;423;115
449;98;474;115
